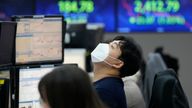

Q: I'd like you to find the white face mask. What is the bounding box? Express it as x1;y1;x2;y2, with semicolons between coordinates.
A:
91;43;122;67
91;43;109;63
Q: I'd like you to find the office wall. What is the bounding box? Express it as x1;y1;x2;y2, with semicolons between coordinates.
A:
104;32;192;107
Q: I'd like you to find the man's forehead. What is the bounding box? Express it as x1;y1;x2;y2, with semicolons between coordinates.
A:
110;40;121;43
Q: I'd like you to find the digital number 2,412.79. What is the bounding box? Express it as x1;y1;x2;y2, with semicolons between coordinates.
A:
134;0;180;13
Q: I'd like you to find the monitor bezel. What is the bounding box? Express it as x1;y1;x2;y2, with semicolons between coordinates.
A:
12;15;66;66
0;22;17;68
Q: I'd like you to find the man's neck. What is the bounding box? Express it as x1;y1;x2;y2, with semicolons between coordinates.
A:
93;65;120;82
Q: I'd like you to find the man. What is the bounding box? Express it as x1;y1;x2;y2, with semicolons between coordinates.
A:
91;36;143;108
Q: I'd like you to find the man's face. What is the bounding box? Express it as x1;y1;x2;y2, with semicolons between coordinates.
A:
92;40;123;69
108;40;122;58
104;40;123;66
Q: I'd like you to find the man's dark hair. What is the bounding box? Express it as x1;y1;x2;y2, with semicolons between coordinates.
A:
112;36;143;77
38;65;105;108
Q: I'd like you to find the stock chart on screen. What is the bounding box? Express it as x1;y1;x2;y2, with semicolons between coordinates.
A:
15;16;63;64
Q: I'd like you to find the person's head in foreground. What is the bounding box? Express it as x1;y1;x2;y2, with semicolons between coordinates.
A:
38;65;106;108
91;36;143;78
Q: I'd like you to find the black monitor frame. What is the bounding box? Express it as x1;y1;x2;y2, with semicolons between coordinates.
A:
0;22;17;68
12;15;66;66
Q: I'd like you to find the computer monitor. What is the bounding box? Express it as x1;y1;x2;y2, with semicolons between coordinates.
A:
0;22;17;67
18;65;55;108
86;24;104;50
65;23;87;48
16;64;77;108
12;15;65;65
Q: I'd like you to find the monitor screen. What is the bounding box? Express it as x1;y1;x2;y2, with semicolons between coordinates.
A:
19;66;55;108
13;15;64;65
0;22;17;67
118;0;192;32
35;0;115;32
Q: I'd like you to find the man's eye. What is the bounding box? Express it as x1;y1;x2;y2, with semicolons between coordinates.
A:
110;44;114;49
111;44;117;49
113;43;118;48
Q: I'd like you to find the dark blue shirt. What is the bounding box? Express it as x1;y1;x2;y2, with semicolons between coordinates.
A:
94;77;127;108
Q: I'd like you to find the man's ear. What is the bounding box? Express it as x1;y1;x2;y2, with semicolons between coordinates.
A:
112;60;124;69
